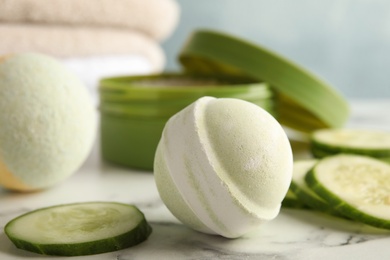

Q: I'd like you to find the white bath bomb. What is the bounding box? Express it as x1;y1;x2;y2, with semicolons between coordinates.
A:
154;96;293;238
0;53;97;191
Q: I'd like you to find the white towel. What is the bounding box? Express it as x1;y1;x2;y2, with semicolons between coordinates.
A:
63;55;156;105
0;24;165;71
0;0;180;41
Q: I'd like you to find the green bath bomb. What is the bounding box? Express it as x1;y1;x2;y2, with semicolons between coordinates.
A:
0;53;97;191
154;97;293;238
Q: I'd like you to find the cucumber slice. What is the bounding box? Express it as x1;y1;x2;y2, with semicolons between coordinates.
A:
4;202;152;256
305;154;390;229
311;129;390;159
281;189;308;209
290;159;341;215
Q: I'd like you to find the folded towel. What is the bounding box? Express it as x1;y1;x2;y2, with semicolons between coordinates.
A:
0;0;179;41
0;24;165;71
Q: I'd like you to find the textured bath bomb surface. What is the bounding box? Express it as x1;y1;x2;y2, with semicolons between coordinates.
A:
0;53;97;191
154;96;293;238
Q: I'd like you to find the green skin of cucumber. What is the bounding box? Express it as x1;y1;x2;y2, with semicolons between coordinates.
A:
281;192;309;209
289;181;345;217
305;168;390;230
7;218;152;256
4;203;152;256
310;139;390;159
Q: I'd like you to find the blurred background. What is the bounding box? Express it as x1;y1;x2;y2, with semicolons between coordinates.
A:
163;0;390;99
0;0;389;100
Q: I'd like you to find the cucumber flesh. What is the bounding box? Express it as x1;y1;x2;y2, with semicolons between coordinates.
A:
311;129;390;159
4;202;152;256
305;154;390;229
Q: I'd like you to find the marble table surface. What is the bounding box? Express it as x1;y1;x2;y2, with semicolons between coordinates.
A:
1;99;390;260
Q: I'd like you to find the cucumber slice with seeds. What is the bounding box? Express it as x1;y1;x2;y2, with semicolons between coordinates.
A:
311;129;390;159
305;154;390;229
4;202;152;256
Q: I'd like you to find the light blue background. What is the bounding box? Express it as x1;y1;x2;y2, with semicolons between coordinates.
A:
162;0;390;99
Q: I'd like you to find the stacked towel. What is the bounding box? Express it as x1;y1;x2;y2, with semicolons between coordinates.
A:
0;24;165;68
0;0;180;98
0;0;178;41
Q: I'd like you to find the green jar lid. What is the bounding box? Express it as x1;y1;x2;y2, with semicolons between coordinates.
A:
179;30;350;132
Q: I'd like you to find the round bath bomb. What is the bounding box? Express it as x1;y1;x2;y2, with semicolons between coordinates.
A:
0;53;97;191
154;96;293;238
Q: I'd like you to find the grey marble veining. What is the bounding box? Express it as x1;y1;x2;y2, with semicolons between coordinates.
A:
1;99;390;259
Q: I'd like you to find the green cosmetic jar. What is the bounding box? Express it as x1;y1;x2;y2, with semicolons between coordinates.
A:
99;29;349;171
99;73;273;170
100;113;169;170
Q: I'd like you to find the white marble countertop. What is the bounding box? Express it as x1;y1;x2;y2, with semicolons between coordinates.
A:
1;99;390;260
